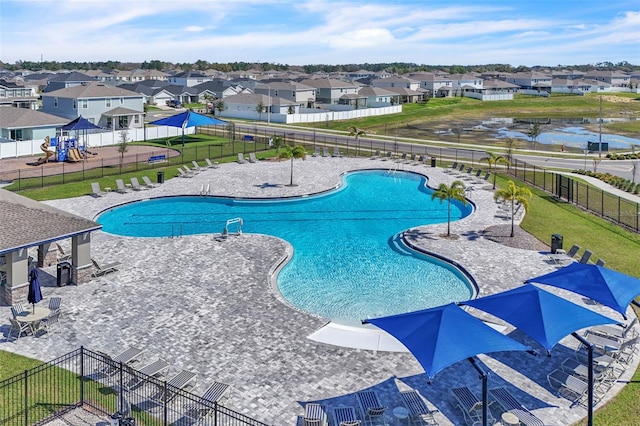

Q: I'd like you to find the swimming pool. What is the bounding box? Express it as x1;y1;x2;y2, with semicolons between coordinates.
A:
98;170;474;322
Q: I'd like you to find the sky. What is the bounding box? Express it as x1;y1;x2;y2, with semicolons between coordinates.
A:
1;0;639;67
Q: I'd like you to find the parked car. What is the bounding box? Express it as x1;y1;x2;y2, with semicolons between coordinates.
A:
166;100;182;108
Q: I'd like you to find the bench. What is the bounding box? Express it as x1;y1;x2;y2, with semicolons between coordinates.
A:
148;155;167;164
242;135;255;142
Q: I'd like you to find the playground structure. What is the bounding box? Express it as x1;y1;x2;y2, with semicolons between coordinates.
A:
31;134;88;165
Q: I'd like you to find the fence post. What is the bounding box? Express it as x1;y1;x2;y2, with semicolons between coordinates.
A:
24;369;28;426
163;381;168;426
80;346;85;405
214;401;218;426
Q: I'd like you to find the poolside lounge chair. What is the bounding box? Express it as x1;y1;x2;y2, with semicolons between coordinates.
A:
177;167;194;178
565;244;581;258
55;243;72;263
396;153;407;163
333;406;361;426
184;381;233;420
333;146;343;157
205;158;219;169
130;177;148;191
488;387;545;426
97;347;144;376
192;160;204;172
356;390;387;425
125;358;170;390
237;153;248;164
91;182;106;197
443;162;458;173
547;369;588;405
312;146;321;157
370;150;380;160
91;258;121;277
595;258;606;266
381;151;392;161
115;179;130;193
400;390;439;425
184;164;200;174
142;176;159;188
302;403;328;426
417;155;426;165
8;318;32;341
560;357;617;388
323;147;330;157
586;317;637;342
154;369;197;403
579;250;593;264
450;386;495;426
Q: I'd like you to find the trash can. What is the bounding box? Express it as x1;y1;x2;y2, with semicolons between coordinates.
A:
157;171;164;184
56;261;71;287
430;157;437;167
551;234;563;254
109;412;124;426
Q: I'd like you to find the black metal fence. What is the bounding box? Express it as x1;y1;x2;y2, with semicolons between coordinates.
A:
0;347;270;426
507;158;640;232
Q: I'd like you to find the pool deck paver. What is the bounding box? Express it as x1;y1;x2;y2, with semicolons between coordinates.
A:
2;156;638;426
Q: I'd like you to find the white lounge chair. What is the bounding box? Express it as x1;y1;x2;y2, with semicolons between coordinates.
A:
450;386;495;426
130;177;148;191
115;179;130;193
91;182;106;197
322;147;330;157
400;390;439;425
91;258;121;277
249;152;258;163
191;160;203;172
184;164;199;174
547;369;589;405
356;390;387;425
312;146;321;157
177;167;194;178
332;146;342;157
55;243;72;263
154;369;197;403
333;406;361;426
205;158;219;169
126;358;170;390
488;387;545;426
302;403;328;426
370;150;380;160
142;176;159;188
237;153;248;164
184;381;233;420
97;347;144;376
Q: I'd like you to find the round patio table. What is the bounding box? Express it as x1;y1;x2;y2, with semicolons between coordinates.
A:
15;306;51;334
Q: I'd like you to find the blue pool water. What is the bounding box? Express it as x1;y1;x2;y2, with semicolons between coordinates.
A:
98;170;474;322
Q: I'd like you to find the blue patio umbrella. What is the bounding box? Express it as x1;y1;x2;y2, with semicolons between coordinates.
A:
60;116;103;131
525;262;640;319
149;110;227;148
462;283;618;426
461;284;618;352
28;268;43;313
364;303;531;426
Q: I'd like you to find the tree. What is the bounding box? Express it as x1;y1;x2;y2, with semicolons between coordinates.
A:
117;130;129;170
494;180;533;237
347;126;366;154
504;138;519;169
271;135;284;159
430;180;467;237
279;144;307;186
528;123;542;150
256;101;265;121
215;100;226;116
479;151;509;189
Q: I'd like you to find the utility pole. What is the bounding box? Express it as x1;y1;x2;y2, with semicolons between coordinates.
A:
598;95;603;158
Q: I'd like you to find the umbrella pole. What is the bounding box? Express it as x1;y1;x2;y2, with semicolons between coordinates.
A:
573;333;594;426
468;357;488;426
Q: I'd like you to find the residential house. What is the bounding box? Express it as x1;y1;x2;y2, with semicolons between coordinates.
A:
551;78;611;95
447;74;484;96
0;106;68;141
407;72;453;98
583;70;631;88
218;93;298;121
356;86;399;106
0;79;39;108
253;81;316;107
117;80;175;106
300;78;360;105
504;72;553;92
41;82;144;130
42;71;94;93
167;71;211;87
194;79;251;100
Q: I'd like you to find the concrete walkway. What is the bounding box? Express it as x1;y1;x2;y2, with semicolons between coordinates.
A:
2;156;638;425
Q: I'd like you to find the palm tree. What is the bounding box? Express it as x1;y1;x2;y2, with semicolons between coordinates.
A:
494;180;533;237
430;180;467;237
279;144;307;186
347;126;366;155
479;151;508;189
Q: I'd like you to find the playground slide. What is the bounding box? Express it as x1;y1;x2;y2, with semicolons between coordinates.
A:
67;148;83;162
35;137;55;165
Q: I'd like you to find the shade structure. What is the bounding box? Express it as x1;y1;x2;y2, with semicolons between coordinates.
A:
149;110;227;148
462;284;618;351
60;116;102;131
526;263;640;318
363;302;530;379
28;268;43;311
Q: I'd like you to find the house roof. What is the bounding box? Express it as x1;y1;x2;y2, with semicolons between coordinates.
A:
103;106;143;116
299;78;359;89
224;93;296;106
357;86;398;96
0;106;68;129
44;82;142;99
0;189;102;256
47;71;94;83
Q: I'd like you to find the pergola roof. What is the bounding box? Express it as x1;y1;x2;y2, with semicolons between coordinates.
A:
0;189;101;256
